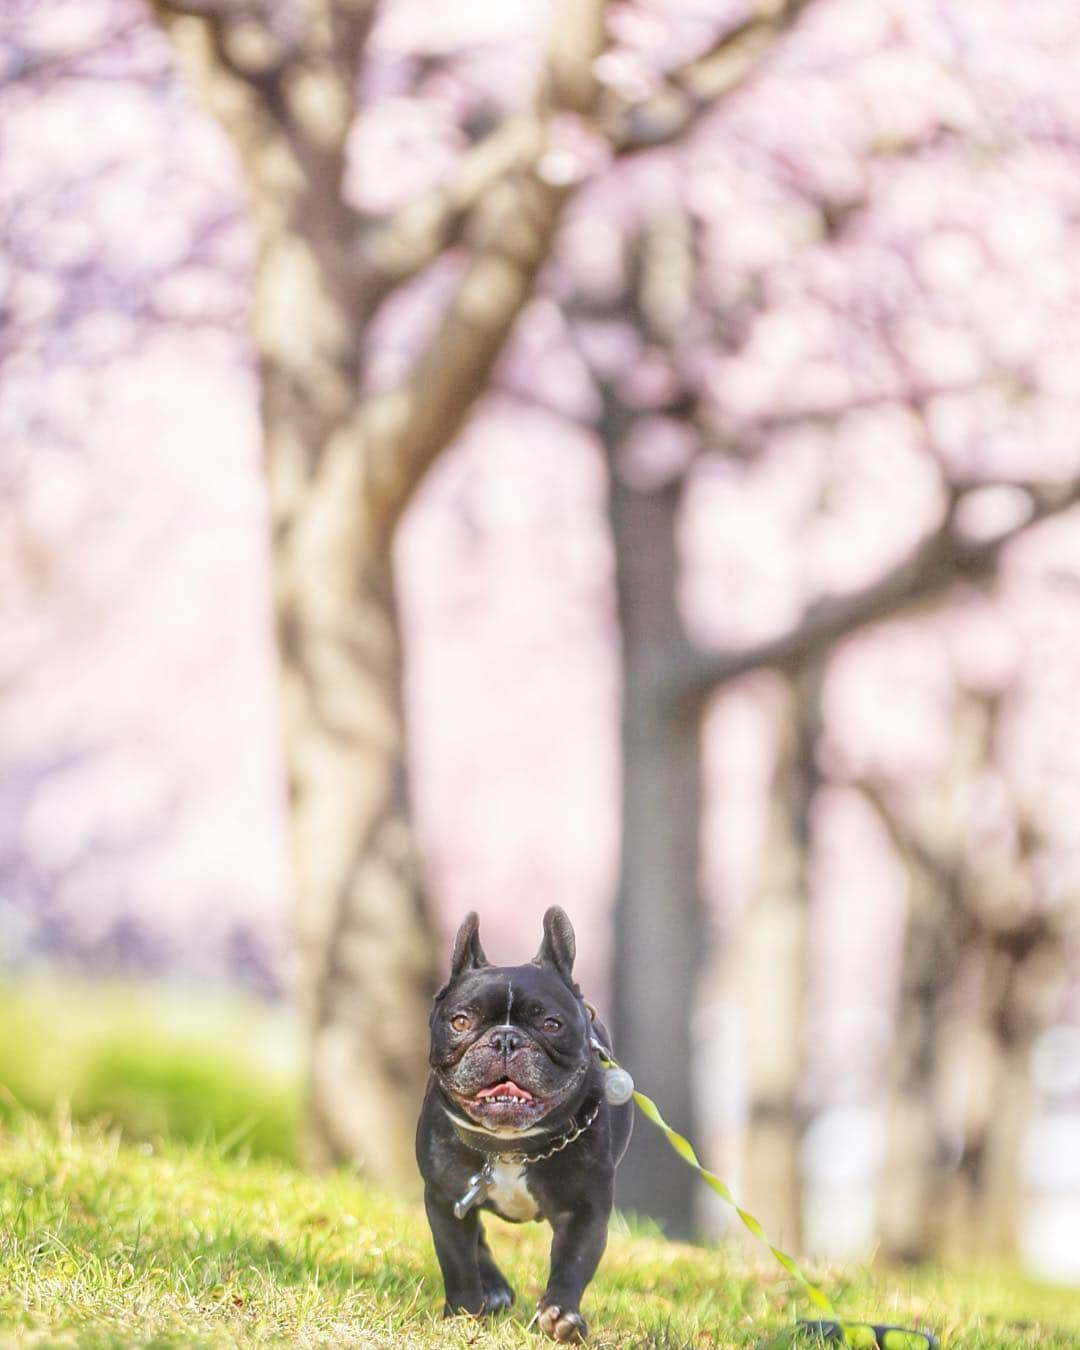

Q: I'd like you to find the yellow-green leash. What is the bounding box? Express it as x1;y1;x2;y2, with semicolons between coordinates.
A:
629;1087;838;1317
593;1042;937;1350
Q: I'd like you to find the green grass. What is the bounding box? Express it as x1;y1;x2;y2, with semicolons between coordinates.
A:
0;981;1078;1346
1;1113;1079;1348
0;980;302;1161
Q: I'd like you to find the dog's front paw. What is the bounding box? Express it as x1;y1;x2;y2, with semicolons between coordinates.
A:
442;1293;485;1318
443;1282;514;1318
537;1302;588;1342
480;1276;515;1313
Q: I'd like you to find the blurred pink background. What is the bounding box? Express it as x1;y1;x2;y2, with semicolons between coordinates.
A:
6;0;1080;1274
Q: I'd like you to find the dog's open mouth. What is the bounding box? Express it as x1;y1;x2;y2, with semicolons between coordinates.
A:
451;1075;550;1128
472;1078;534;1104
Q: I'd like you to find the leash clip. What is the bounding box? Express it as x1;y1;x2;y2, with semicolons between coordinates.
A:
591;1036;635;1105
453;1162;494;1220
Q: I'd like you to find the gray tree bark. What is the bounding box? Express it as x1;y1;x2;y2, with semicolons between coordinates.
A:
870;695;1067;1259
736;671;820;1252
608;466;703;1235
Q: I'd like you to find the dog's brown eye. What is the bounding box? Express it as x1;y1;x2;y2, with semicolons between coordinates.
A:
450;1013;472;1032
543;1017;562;1032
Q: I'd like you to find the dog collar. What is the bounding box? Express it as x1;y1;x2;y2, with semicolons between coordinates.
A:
444;1098;600;1167
449;1101;601;1220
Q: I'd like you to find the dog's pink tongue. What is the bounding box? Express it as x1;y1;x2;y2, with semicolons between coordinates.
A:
475;1080;533;1101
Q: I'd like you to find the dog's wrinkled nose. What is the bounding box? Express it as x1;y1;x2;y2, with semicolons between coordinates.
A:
488;1026;523;1055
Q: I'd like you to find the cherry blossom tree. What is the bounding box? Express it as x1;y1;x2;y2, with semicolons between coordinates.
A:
535;0;1080;1235
138;0;814;1182
9;0;1080;1261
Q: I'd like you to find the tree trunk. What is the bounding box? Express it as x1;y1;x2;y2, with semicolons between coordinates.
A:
609;471;702;1236
968;1041;1033;1257
877;866;961;1260
252;158;438;1186
875;696;1058;1260
272;438;437;1180
735;673;818;1253
943;925;1059;1257
874;697;990;1260
150;0;615;1184
255;207;438;1183
146;7;439;1183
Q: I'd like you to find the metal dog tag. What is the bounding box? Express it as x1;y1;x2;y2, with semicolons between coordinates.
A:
603;1066;635;1105
453;1164;494;1220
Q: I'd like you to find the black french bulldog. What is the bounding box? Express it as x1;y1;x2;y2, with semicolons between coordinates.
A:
416;907;632;1343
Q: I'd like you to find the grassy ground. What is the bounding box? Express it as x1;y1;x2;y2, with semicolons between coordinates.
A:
2;1113;1080;1348
1;981;1079;1347
0;980;301;1161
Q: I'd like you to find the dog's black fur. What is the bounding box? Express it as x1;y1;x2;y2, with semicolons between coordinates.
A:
416;908;632;1343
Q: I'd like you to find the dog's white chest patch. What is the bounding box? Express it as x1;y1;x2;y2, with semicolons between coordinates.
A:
487;1161;539;1221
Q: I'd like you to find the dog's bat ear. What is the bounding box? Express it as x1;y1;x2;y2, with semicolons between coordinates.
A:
449;911;489;978
533;906;576;986
431;913;489;1008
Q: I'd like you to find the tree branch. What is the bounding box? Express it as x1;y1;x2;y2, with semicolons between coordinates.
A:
148;1;299;117
356;0;612;540
364;0;816;488
350;0;607;296
357;0;820;296
148;2;376;143
355;116;542;297
681;477;1080;703
148;0;377;288
605;0;817;156
707;374;1024;448
329;0;379;75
